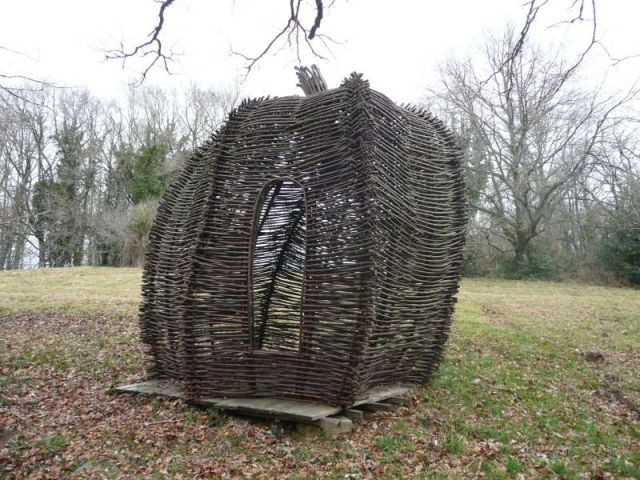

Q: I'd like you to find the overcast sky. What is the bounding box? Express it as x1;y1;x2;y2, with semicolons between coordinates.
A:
2;1;639;103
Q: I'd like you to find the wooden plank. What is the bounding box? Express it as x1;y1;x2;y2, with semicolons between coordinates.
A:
114;380;344;423
343;408;364;422
384;395;412;406
352;384;409;407
193;397;341;422
114;381;411;418
112;380;185;399
358;402;392;412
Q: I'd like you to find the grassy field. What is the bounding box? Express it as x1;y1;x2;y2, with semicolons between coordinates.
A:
1;268;639;479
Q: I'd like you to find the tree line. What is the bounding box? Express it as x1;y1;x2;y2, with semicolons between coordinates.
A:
0;85;236;268
1;29;638;284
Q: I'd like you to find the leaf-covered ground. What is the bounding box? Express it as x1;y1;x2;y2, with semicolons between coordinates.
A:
1;268;639;479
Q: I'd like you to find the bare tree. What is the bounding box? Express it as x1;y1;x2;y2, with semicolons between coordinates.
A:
180;83;240;150
590;126;640;213
433;28;638;272
0;91;45;268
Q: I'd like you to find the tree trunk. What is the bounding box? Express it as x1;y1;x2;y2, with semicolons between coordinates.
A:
0;234;12;270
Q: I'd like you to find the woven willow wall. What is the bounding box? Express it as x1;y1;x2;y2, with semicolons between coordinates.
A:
140;71;467;406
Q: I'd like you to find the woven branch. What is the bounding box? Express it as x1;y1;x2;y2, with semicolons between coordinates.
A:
139;68;467;406
295;64;328;95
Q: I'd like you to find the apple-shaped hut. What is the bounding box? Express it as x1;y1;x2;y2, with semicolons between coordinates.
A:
139;67;467;407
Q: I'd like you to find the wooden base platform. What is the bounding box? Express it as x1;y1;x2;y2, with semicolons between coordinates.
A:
112;380;410;435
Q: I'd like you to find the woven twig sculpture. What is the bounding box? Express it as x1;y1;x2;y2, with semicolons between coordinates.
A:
140;67;467;406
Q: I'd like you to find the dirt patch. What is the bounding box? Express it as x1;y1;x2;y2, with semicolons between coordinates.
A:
597;387;640;418
480;303;521;329
581;351;605;363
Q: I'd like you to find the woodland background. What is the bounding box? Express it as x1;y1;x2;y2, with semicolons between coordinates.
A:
1;28;638;285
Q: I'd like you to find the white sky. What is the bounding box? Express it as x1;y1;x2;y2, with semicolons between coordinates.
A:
1;0;639;103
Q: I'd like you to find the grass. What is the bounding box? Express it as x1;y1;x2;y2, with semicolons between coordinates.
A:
0;267;141;316
1;268;639;478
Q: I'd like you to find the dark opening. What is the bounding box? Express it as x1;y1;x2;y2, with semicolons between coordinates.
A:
250;179;306;351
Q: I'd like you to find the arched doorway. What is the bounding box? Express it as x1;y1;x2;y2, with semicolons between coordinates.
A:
249;178;307;352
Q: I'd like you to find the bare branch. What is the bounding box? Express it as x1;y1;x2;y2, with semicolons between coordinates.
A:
595;41;640;66
480;0;549;86
0;45;35;60
308;0;324;39
104;0;178;85
0;74;59;108
482;0;613;90
0;45;63;105
232;0;333;75
105;0;337;81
